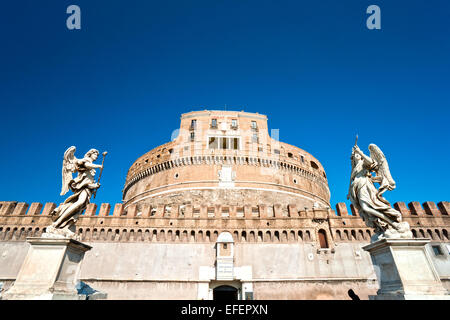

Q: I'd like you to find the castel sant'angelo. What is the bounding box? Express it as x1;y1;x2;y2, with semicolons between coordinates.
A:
1;110;449;299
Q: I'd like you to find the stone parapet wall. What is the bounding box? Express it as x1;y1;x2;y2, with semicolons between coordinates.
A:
0;201;448;245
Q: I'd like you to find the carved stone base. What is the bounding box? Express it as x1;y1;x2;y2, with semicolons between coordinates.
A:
363;238;450;300
2;237;91;300
43;225;81;241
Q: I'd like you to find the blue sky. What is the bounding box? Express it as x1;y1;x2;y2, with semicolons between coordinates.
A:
0;0;449;212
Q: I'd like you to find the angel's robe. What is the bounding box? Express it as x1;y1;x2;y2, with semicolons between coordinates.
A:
51;162;96;228
349;158;401;230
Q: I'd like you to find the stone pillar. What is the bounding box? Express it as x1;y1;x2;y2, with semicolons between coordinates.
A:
363;239;450;300
112;203;124;216
84;203;97;216
12;203;29;215
98;203;111;216
28;203;43;215
3;238;92;300
41;203;57;216
126;204;138;217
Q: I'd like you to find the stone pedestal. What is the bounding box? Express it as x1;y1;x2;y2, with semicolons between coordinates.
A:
363;238;449;300
3;237;92;300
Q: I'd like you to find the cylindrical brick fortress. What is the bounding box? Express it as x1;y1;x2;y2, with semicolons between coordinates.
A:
122;110;330;215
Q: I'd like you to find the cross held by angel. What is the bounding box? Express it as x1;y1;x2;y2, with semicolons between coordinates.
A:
348;140;412;241
46;146;107;239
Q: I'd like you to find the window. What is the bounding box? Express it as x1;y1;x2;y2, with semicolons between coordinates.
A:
190;132;195;141
221;137;227;149
190;119;197;130
222;207;229;217
252;133;258;143
231;119;238;128
208;137;240;150
310;161;319;169
211;119;217;128
209;137;218;149
274;149;280;155
288;152;293;158
251;121;257;129
300;155;305;163
432;245;443;256
233;138;239;150
223;243;227;249
318;229;329;248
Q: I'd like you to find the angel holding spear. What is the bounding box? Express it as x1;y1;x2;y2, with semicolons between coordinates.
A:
45;146;107;239
347;139;412;241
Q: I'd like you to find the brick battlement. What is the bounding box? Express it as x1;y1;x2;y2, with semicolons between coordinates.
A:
334;201;450;216
0;200;448;245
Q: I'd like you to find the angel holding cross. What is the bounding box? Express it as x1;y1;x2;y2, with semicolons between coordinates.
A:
348;141;412;241
45;146;107;239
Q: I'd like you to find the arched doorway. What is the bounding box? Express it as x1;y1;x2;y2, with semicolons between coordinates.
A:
213;285;238;300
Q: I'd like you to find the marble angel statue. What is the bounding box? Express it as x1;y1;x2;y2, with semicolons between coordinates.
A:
347;141;412;241
44;146;106;240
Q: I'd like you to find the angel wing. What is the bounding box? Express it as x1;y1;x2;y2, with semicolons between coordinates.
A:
368;144;396;193
60;146;77;196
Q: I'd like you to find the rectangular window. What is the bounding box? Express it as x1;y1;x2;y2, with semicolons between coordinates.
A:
221;137;227;149
300;155;305;163
190;132;195;141
190;119;197;129
252;133;258;143
231;119;238;128
222;207;229;217
211;119;217;128
233;138;239;150
209;137;218;149
274;149;280;154
251;121;257;129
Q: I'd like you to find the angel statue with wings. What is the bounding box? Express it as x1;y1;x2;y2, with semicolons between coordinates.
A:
44;146;106;240
347;141;412;241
